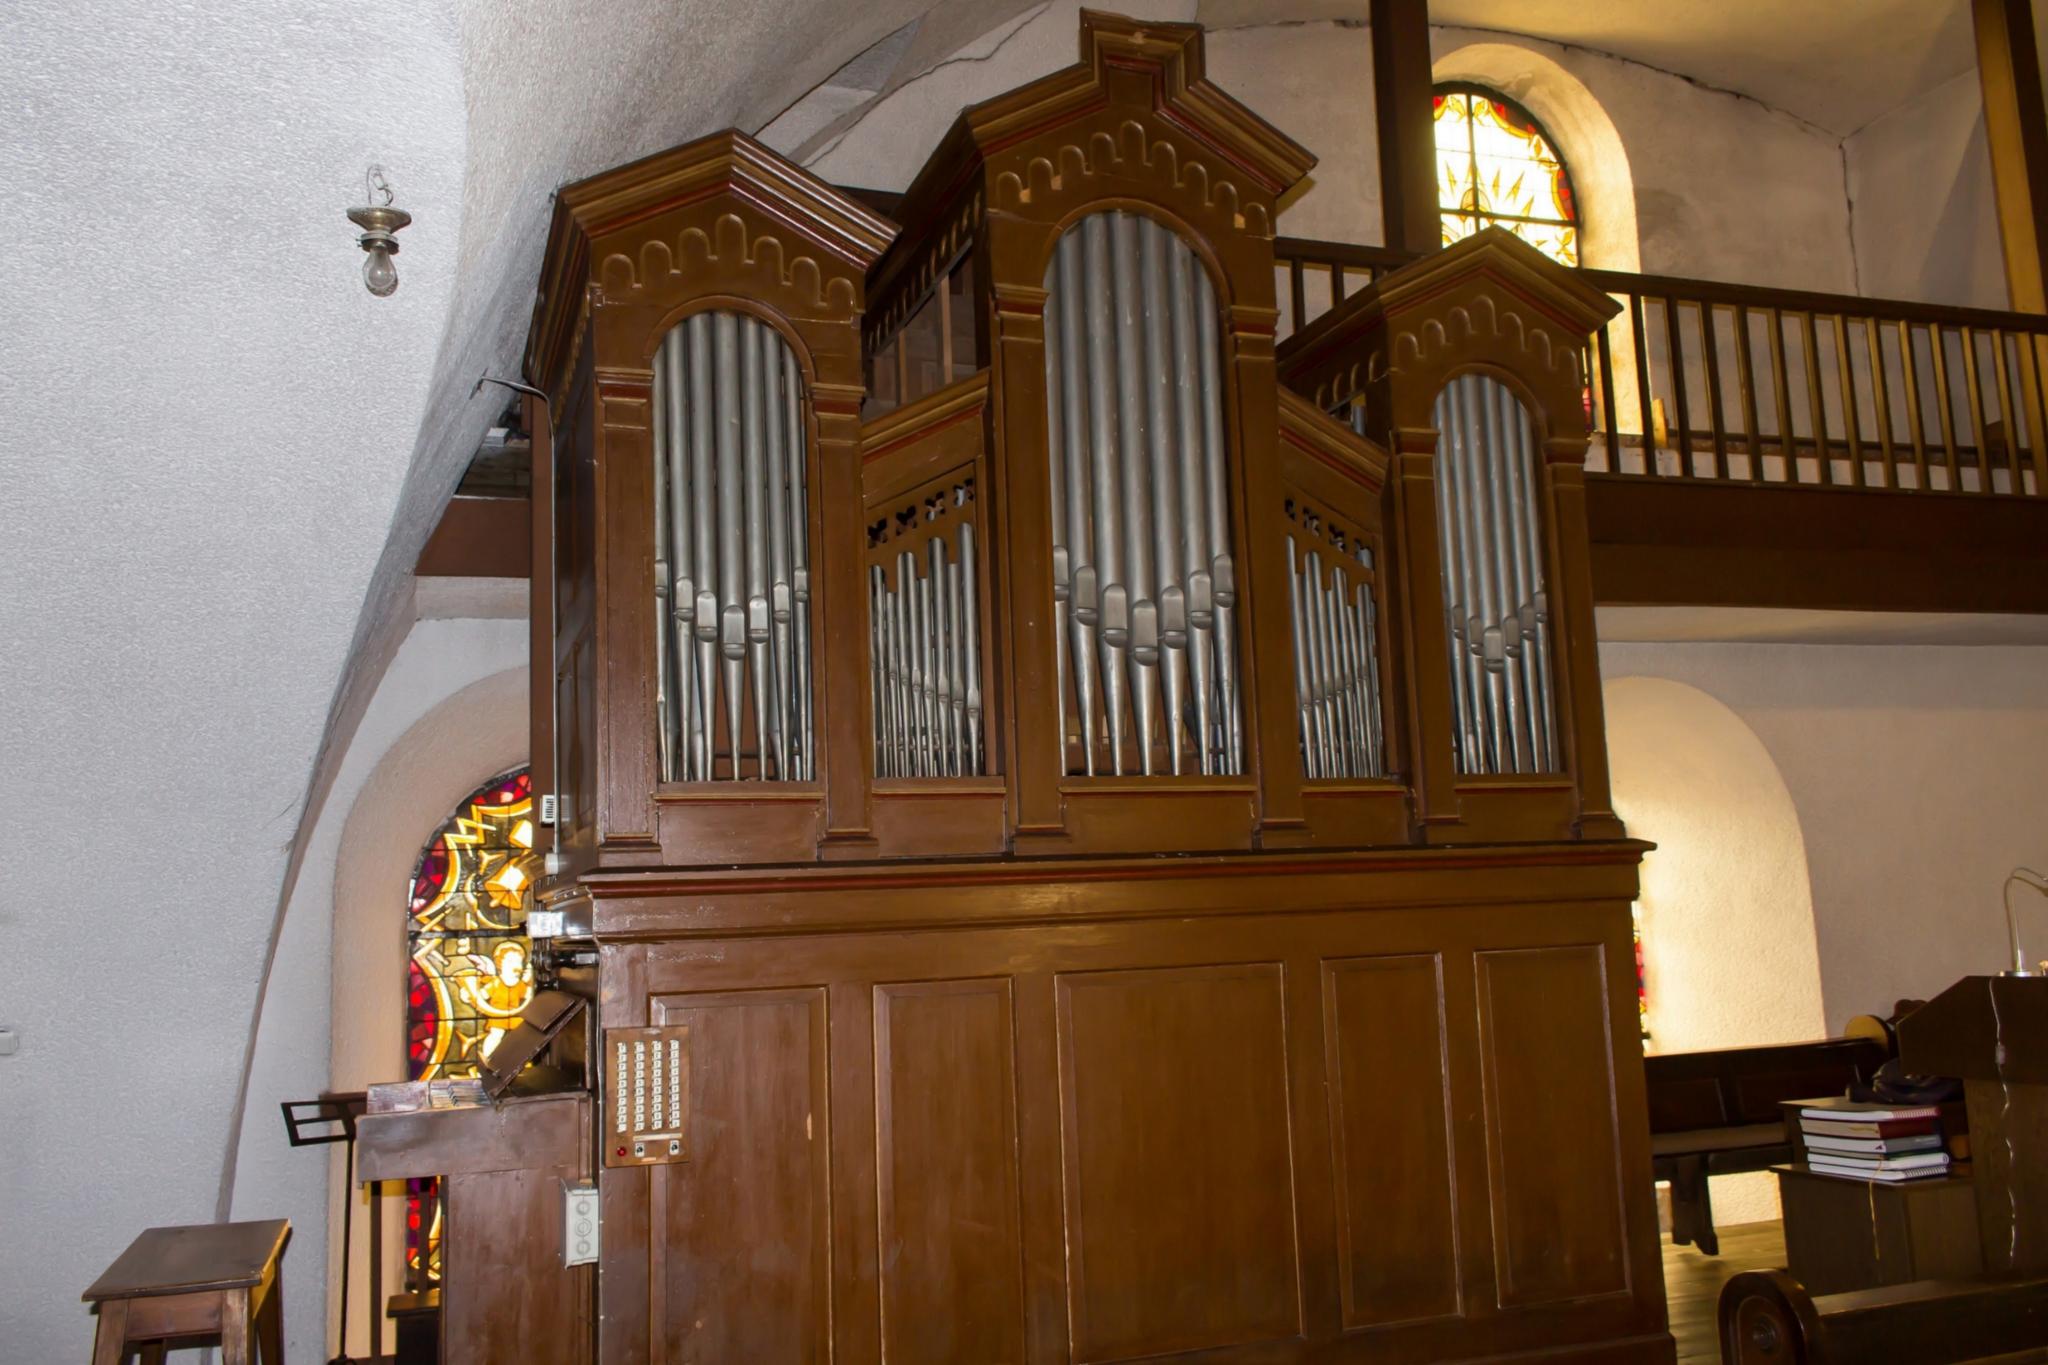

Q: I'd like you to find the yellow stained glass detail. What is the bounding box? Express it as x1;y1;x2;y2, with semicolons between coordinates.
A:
1434;88;1578;267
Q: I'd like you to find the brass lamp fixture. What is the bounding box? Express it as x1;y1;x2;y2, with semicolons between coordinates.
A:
348;166;412;297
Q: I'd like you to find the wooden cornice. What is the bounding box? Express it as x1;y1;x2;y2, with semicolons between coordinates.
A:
1277;387;1389;493
523;129;899;396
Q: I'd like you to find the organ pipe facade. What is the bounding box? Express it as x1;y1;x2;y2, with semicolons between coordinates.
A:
651;312;814;782
1432;373;1559;775
1043;211;1241;777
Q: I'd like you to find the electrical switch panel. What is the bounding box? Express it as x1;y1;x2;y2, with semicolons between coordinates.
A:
603;1025;690;1167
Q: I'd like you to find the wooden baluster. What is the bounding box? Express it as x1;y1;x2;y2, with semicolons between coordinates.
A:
1768;308;1795;484
1595;308;1621;473
1332;263;1348;307
1733;303;1761;481
1992;328;2023;493
1665;296;1694;475
1962;325;1993;494
1289;257;1307;340
1800;312;1830;485
1899;320;1931;491
1863;316;1896;489
1632;294;1657;477
1834;313;1867;487
2017;329;2048;495
1931;325;1965;489
1698;301;1729;479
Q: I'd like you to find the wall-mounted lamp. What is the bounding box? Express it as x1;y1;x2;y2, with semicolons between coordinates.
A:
347;166;412;297
2003;867;2048;976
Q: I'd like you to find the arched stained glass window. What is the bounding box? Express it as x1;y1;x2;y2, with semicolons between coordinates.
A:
1434;84;1578;267
403;766;538;1283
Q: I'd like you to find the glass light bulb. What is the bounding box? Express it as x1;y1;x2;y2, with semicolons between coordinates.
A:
363;245;399;297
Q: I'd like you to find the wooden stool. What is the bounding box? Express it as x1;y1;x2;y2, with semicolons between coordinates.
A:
83;1219;290;1365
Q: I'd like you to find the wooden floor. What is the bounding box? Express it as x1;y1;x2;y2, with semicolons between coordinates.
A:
1663;1221;1786;1363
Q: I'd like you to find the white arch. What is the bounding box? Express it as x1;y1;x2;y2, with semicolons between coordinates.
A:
1604;675;1825;1223
326;663;527;1358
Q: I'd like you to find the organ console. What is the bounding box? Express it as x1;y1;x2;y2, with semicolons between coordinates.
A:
459;11;1673;1363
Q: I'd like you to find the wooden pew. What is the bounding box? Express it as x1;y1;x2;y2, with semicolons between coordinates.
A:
1718;1269;2048;1363
1645;1037;1886;1254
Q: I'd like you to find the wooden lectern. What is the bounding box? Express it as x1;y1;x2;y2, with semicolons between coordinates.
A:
1898;975;2048;1278
356;1091;594;1365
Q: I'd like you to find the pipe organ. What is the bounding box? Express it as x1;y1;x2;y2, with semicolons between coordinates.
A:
498;13;1672;1365
651;311;814;782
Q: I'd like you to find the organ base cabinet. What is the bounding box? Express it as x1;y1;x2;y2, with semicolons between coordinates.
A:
567;845;1671;1365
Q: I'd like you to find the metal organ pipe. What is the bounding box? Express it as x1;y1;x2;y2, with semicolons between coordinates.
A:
1041;210;1243;777
650;311;814;781
1285;523;1389;781
1432;373;1559;775
869;510;984;779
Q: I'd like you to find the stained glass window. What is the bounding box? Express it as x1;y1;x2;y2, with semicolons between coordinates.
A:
1434;85;1578;267
403;767;539;1283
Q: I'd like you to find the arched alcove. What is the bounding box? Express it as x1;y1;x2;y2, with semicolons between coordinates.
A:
1604;674;1825;1225
326;664;527;1358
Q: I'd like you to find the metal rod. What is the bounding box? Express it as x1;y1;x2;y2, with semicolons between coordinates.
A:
653;330;677;782
785;349;812;777
1057;230;1099;776
961;521;983;773
761;322;793;778
667;326;699;780
1045;258;1071;770
1195;263;1240;772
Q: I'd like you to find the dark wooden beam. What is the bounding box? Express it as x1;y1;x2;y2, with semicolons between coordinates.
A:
1371;0;1439;256
1585;475;2048;615
416;494;533;578
1975;0;2048;313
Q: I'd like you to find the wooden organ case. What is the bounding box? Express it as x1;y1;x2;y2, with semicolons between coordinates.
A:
518;12;1671;1364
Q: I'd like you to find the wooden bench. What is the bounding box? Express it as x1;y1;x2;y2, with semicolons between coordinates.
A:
1645;1037;1885;1255
82;1219;290;1364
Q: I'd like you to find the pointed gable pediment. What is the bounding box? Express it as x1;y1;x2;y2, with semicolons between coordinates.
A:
1280;228;1623;433
525;130;897;400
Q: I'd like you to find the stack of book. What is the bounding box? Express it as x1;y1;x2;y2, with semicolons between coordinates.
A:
1797;1099;1950;1182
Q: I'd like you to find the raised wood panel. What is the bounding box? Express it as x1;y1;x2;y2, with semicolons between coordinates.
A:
445;1166;594;1365
1056;963;1302;1362
1323;954;1461;1330
874;979;1026;1365
651;988;830;1364
1476;946;1630;1309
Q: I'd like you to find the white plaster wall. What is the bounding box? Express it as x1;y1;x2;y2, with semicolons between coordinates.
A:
1846;72;2008;310
1604;676;1827;1224
1601;642;2048;1027
792;0;1201;191
0;4;465;1360
222;610;524;1361
784;12;1859;295
1431;27;1854;291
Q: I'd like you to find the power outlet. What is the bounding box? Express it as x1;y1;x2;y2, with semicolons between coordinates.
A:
563;1181;599;1267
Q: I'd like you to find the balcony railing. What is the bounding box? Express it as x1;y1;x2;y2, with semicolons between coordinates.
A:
1276;238;2048;498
